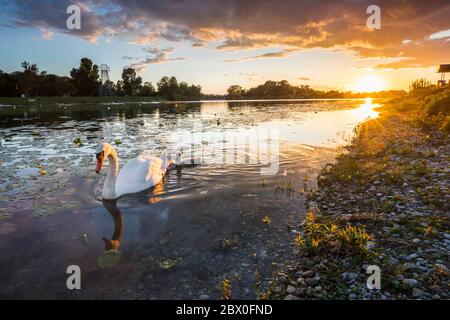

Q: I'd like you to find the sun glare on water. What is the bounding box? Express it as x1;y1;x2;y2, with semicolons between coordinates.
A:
349;98;379;121
352;74;387;92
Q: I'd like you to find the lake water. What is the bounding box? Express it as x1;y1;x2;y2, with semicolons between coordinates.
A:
0;99;378;299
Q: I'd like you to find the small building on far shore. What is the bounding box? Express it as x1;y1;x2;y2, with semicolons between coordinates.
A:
437;64;450;86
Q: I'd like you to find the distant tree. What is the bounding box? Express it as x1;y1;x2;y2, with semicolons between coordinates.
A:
17;61;45;96
121;67;142;96
324;90;343;98
70;58;100;96
21;61;39;74
227;85;246;99
99;80;115;96
294;84;316;98
116;80;125;96
40;74;76;96
107;80;117;96
226;80;387;99
139;82;156;96
156;76;202;100
0;63;78;97
1;63;206;99
0;69;19;97
178;81;201;100
157;76;178;100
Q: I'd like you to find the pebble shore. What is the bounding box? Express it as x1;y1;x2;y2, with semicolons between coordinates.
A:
268;97;449;300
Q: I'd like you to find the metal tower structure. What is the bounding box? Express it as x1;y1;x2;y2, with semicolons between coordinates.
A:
100;64;110;83
99;64;113;96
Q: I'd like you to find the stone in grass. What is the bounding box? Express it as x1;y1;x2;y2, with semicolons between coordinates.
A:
159;238;169;245
402;278;419;288
286;285;296;294
302;270;315;278
295;288;306;296
412;288;424;298
434;263;448;273
347;272;359;280
304;278;319;286
407;253;418;260
342;272;359;281
137;283;145;291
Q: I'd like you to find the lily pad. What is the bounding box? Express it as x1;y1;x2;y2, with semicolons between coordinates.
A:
73;137;83;147
98;250;121;268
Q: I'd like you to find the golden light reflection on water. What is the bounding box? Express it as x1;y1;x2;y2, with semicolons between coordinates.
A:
348;98;379;121
148;181;164;204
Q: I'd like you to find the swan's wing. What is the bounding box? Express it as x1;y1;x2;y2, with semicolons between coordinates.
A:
115;155;164;197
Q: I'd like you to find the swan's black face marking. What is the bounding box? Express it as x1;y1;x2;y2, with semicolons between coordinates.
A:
95;151;105;173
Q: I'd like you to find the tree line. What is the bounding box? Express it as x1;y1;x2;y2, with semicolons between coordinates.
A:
226;80;406;99
0;58;202;100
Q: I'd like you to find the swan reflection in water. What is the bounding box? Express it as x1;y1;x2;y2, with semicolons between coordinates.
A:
102;199;123;251
97;179;167;268
98;199;123;268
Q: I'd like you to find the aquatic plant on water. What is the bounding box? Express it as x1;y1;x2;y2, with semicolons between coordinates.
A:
73;137;83;147
263;216;271;226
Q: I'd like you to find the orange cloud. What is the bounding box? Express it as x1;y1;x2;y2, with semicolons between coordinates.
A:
4;0;450;68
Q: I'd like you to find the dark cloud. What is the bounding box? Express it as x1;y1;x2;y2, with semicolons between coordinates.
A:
2;0;450;68
2;0;106;42
125;47;186;72
223;48;297;62
217;37;273;50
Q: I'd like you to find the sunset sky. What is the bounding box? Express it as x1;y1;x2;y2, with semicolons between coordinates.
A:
0;0;449;94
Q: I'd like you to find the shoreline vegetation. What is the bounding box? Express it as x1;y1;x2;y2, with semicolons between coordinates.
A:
0;96;388;107
1;58;406;105
266;85;449;300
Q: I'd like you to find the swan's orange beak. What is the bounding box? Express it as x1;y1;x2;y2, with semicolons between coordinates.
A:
95;152;104;173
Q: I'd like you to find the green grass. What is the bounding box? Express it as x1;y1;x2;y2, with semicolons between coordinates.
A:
387;85;450;133
274;180;296;193
294;212;372;257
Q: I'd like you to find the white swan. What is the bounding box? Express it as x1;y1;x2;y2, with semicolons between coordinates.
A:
95;143;179;200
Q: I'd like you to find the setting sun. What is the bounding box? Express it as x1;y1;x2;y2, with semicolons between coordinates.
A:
352;74;387;92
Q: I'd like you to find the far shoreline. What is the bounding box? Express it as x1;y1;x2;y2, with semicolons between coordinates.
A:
0;95;384;107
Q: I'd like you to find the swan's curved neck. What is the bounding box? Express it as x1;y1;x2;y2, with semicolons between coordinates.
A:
103;148;119;199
